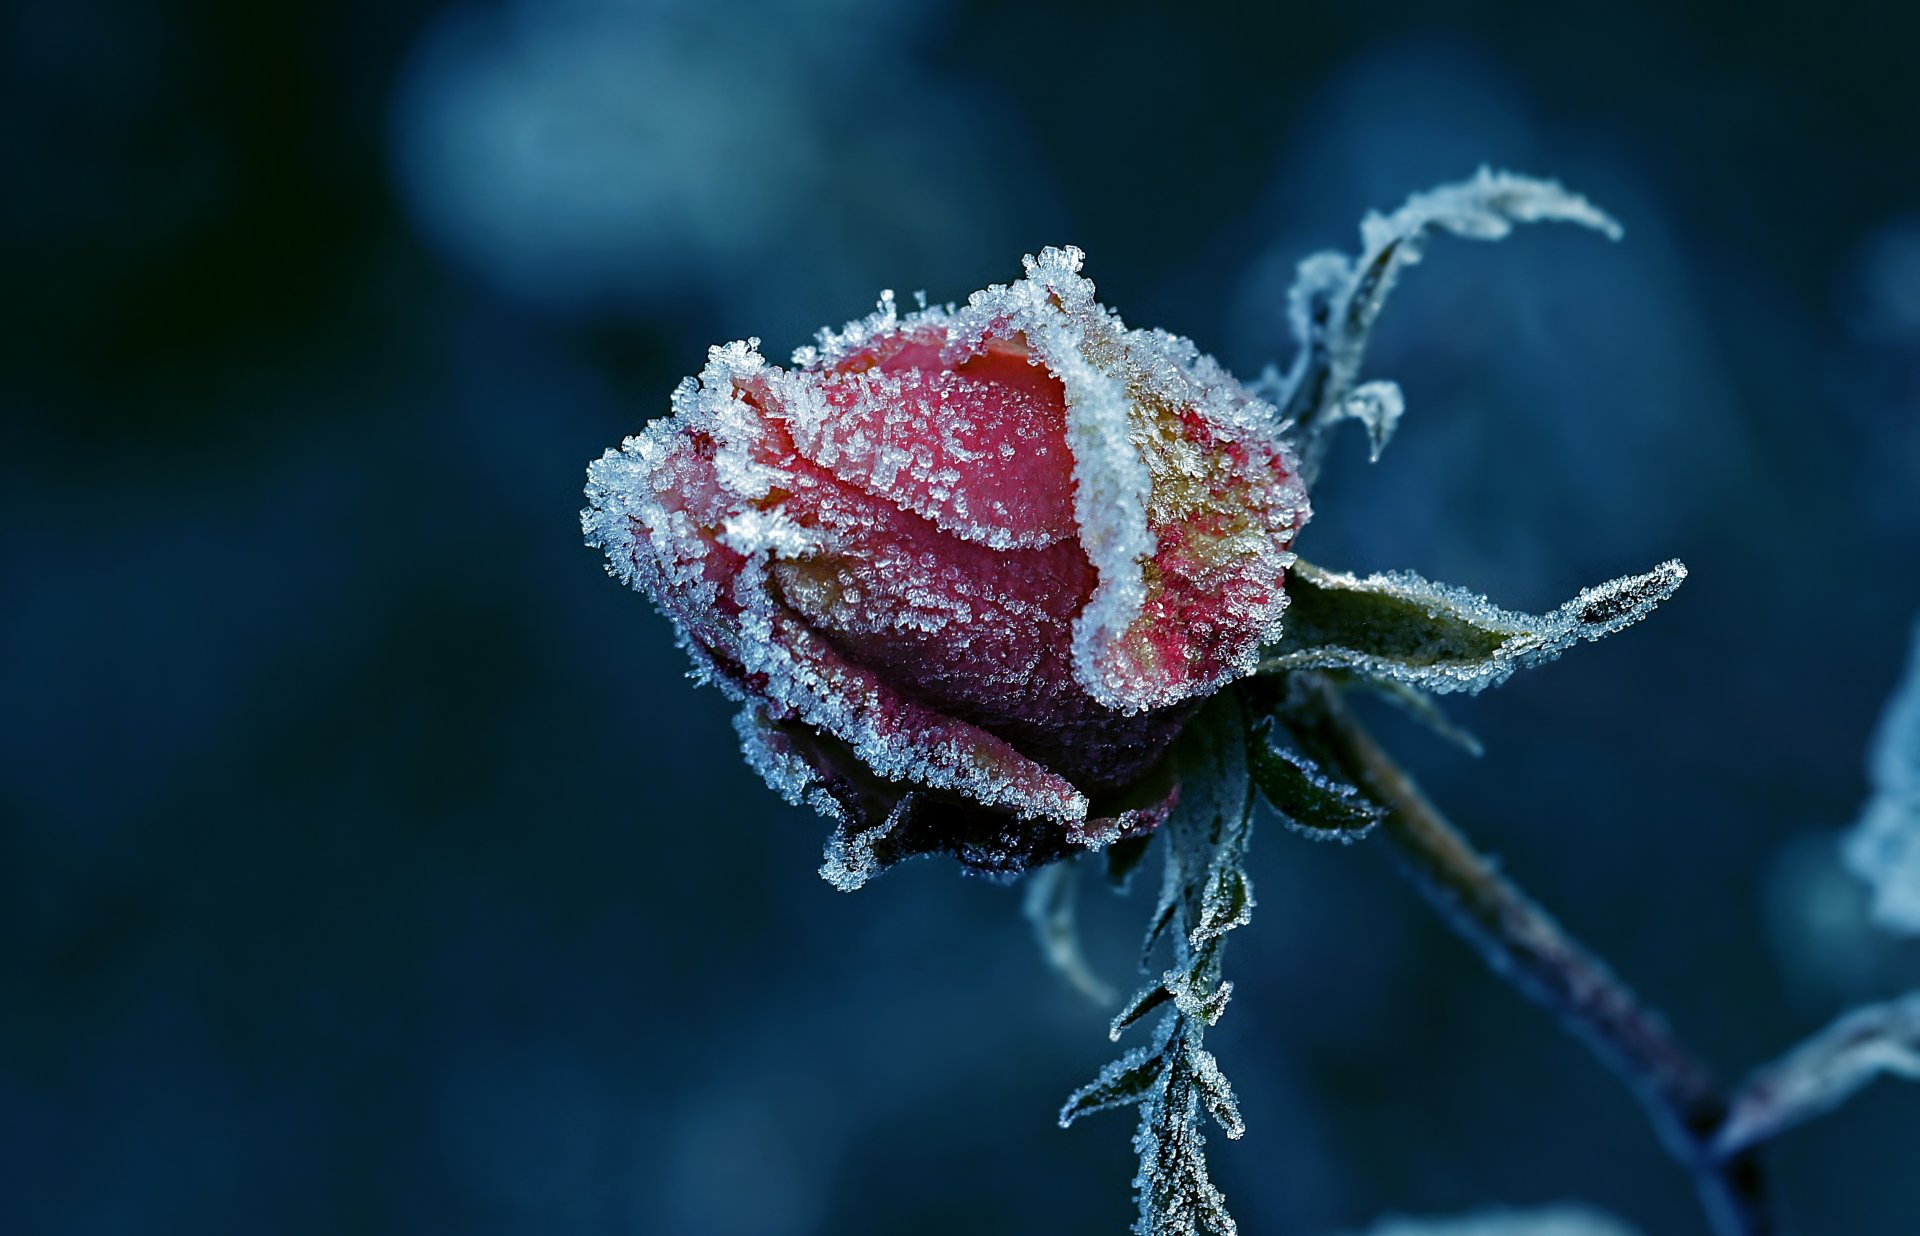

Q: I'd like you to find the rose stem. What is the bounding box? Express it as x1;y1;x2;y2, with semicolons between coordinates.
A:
1305;680;1773;1236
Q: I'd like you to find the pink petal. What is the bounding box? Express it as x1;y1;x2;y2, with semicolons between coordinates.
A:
780;333;1078;551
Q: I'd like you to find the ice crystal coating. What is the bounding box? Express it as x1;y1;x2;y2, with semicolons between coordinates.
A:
1327;380;1406;463
1248;717;1386;842
1268;167;1623;482
585;250;1307;882
1843;618;1920;935
1061;699;1256;1236
1262;559;1687;694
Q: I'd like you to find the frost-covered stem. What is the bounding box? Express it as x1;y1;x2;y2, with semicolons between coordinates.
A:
1306;682;1772;1236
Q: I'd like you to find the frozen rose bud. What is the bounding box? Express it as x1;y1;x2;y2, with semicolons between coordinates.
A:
584;247;1308;886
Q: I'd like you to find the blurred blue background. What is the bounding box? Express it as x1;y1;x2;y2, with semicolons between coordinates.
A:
5;1;1919;1233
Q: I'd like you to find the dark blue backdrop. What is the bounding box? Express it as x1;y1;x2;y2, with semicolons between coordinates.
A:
5;2;1918;1233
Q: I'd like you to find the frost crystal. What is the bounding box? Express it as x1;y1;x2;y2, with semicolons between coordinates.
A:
1330;380;1406;462
1843;618;1920;935
1249;718;1385;842
1272;167;1622;481
1060;699;1257;1236
733;706;847;826
1263;559;1687;694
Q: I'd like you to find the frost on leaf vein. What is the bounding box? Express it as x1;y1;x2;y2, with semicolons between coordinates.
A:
1060;699;1256;1236
1268;167;1623;483
1263;559;1688;694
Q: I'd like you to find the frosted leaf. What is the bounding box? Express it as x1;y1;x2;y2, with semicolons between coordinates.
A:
1191;864;1254;946
1159;704;1257;926
1189;1048;1245;1140
1132;1029;1239;1236
1714;992;1920;1155
1139;895;1182;972
1325;380;1405;462
1059;1045;1164;1127
1262;559;1687;694
1275;167;1622;482
1323;1206;1645;1236
1249;717;1385;842
1135;702;1255;976
1025;860;1118;1006
1064;698;1257;1236
1169;976;1233;1027
1110;981;1176;1042
1842;618;1920;935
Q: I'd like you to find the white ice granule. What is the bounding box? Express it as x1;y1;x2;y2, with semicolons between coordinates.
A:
719;507;821;560
1328;380;1405;462
1015;248;1166;713
732;706;845;824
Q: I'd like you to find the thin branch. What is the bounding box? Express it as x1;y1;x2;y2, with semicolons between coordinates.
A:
1300;678;1773;1236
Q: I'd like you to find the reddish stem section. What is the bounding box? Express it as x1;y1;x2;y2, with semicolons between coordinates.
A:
1306;680;1773;1236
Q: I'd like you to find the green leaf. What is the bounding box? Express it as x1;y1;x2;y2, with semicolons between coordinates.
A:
1111;981;1175;1042
1190;1047;1246;1140
1133;1041;1240;1236
1263;559;1687;695
1066;693;1256;1236
1153;695;1255;946
1248;717;1385;840
1190;864;1255;945
1171;977;1234;1027
1058;1046;1166;1127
